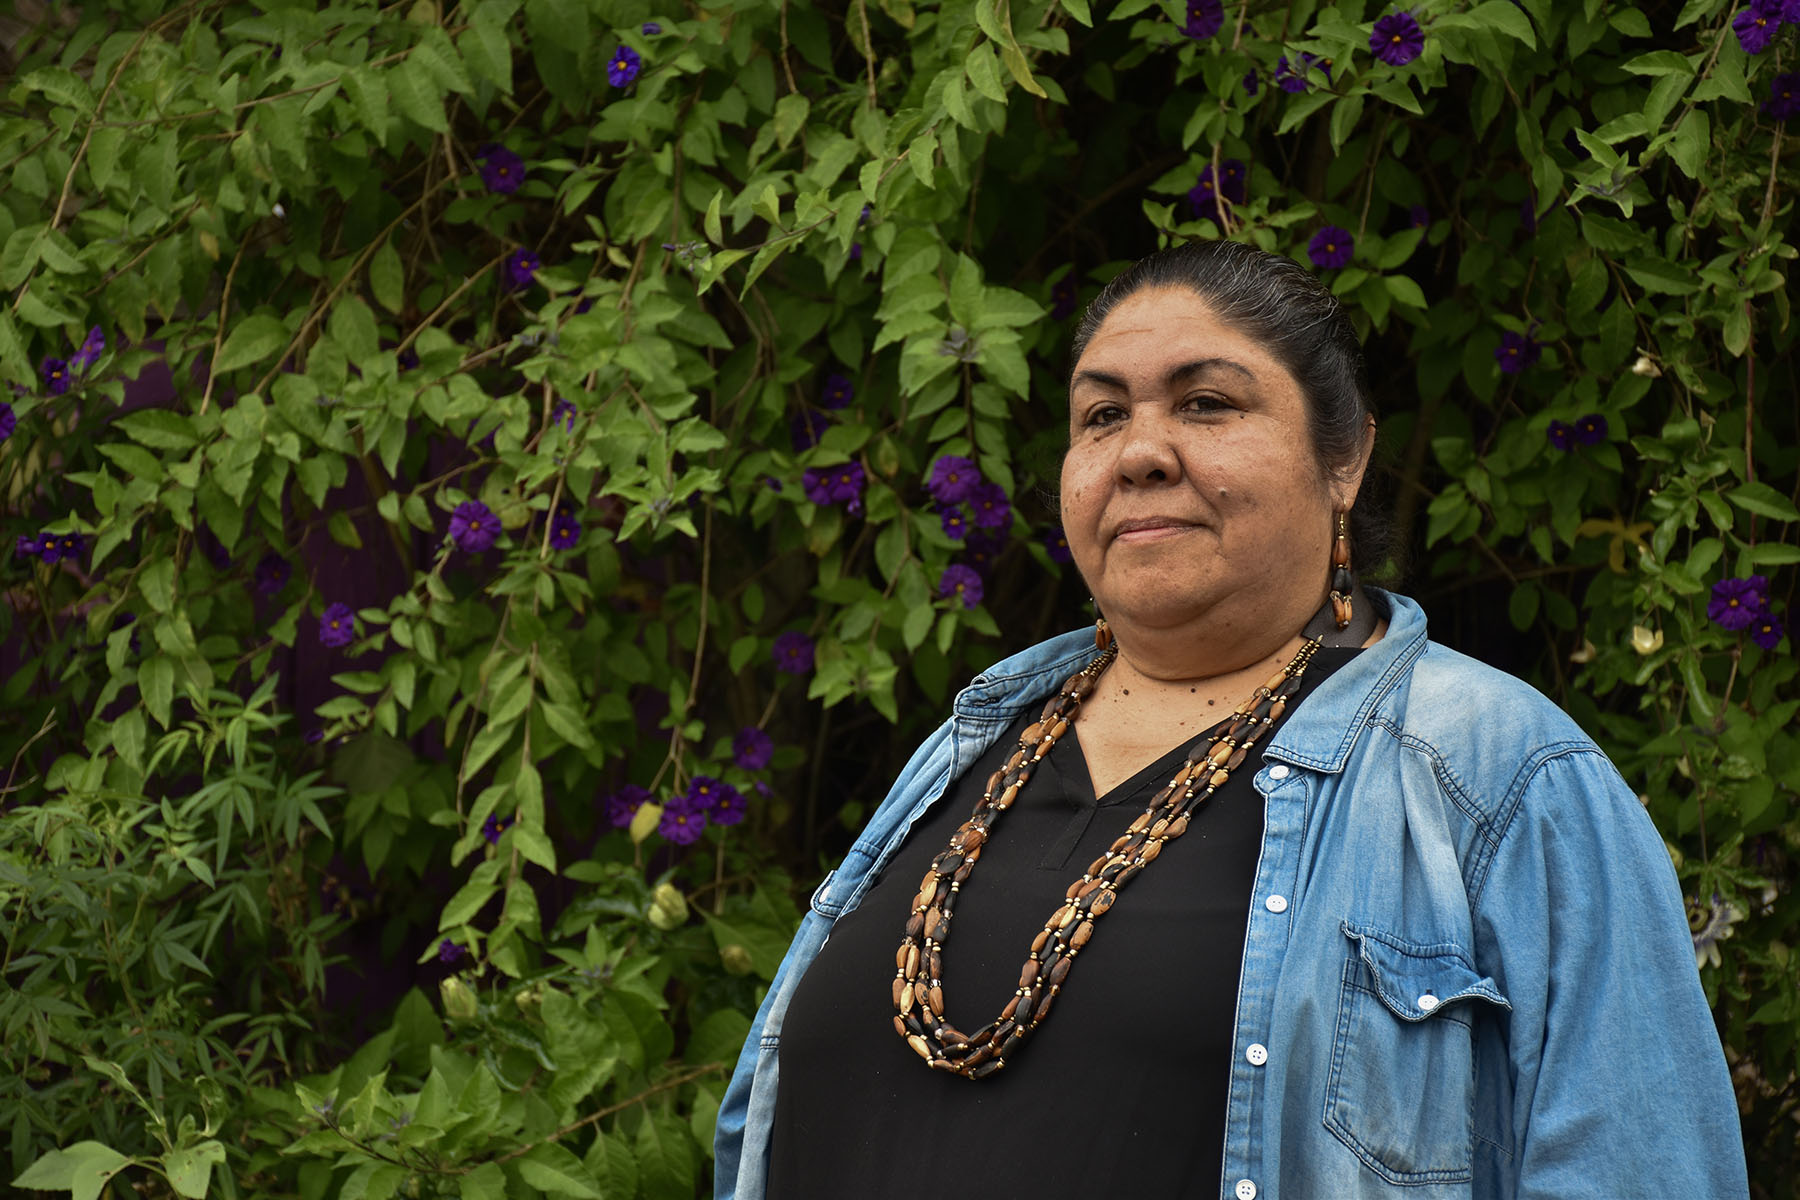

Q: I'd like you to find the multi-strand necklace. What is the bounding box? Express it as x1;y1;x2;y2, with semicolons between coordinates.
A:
890;631;1322;1078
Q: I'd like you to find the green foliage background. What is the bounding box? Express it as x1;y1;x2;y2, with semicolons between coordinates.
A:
1;0;1796;1195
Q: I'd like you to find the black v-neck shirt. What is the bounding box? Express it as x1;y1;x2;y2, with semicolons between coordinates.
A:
768;647;1358;1199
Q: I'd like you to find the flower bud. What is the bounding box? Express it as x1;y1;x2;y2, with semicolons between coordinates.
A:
628;802;663;845
647;881;689;930
720;944;755;975
440;976;478;1021
1629;625;1663;655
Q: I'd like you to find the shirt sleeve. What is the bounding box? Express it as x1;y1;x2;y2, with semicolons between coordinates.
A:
1473;747;1749;1200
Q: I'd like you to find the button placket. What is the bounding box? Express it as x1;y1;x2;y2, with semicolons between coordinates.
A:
1235;1179;1258;1200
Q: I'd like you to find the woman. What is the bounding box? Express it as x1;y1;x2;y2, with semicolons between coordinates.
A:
714;241;1748;1199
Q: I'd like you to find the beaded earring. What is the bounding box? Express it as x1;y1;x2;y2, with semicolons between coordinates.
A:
1330;512;1354;630
1093;612;1113;652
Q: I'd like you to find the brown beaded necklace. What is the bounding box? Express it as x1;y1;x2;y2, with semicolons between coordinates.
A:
890;629;1323;1078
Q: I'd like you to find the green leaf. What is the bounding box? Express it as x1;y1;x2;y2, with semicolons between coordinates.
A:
369;240;405;314
965;43;1006;103
459;1162;507;1200
139;656;176;727
460;19;513;92
114;409;198;451
1727;482;1800;522
160;1141;225;1199
634;1111;697;1200
139;558;176;613
1384;274;1428;309
388;58;449;133
1467;0;1537;47
215;314;292;374
12;1142;132;1200
1669;109;1708;179
516;1144;603;1198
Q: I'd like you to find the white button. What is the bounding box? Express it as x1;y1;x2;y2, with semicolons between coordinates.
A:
1417;993;1440;1012
1264;894;1288;914
1245;1043;1268;1066
1267;765;1289;780
1235;1181;1258;1200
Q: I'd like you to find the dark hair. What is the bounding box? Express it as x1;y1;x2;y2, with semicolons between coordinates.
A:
1068;239;1395;575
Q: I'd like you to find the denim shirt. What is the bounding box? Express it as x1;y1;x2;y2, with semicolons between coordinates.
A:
714;592;1748;1200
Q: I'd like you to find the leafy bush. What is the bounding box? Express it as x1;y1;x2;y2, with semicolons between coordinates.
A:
0;0;1794;1196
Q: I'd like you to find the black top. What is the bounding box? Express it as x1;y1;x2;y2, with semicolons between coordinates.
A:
769;647;1359;1199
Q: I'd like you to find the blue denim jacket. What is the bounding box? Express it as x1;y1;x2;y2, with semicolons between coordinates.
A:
714;592;1748;1199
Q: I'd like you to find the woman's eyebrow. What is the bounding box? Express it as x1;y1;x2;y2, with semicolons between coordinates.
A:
1071;357;1258;393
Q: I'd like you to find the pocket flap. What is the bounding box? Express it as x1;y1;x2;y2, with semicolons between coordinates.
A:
1342;921;1511;1021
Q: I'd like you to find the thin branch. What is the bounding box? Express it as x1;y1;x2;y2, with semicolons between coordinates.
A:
198;238;250;415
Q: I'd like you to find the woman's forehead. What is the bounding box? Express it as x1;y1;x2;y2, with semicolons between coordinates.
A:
1075;287;1283;383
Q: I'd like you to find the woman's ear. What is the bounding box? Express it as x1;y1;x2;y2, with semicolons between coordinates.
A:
1331;414;1377;512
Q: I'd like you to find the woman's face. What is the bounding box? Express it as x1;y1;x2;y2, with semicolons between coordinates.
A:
1060;286;1358;638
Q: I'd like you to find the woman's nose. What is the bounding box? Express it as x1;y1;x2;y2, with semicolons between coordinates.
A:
1115;410;1182;485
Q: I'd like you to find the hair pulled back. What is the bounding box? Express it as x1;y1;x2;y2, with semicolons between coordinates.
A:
1069;239;1394;573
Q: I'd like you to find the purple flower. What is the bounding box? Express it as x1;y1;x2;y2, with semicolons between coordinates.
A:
1243;70;1259;95
1370;11;1424;65
1408;204;1431;228
438;939;466;964
820;372;855;409
658;794;707;844
805;462;866;512
1276;53;1330;93
1495;330;1541;374
504;249;540;292
1547;420;1574;451
319;602;356;647
962;528;1007;578
52;532;85;562
773;631;815;675
1307;225;1354;269
1751;615;1785;651
1181;0;1224;39
1733;5;1778;53
1708;576;1770;632
689;775;746;826
642;21;662;35
733;727;774;770
549;511;582;550
1050;274;1078;321
253;553;291;596
449;500;501;552
476;144;525;195
849;241;863;261
790;410;831;451
802;467;835;506
41;357;70;395
551;397;577;431
0;401;14;442
481;813;512;845
1764;72;1800;120
1044;525;1074;564
1519;193;1539;234
968;481;1011;530
928;455;981;505
1573;414;1607;445
608;44;642;87
70;326;104;371
939;564;984;609
939;505;969;541
606;784;653;828
17;532;55;562
397;346;420;370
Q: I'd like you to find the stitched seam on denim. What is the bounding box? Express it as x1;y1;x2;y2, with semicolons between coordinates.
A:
1472;1127;1513;1158
1272;618;1429;771
1470;742;1603;909
1363;716;1498;842
953;640;1093;715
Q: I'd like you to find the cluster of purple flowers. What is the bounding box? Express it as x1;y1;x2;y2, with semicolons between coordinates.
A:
608;44;642;87
1370;10;1424;66
449;499;502;553
1709;574;1785;650
928;455;1010;541
475;143;525;194
658;774;748;844
773;630;815;675
39;326;105;396
319;602;357;648
1307;225;1354;269
1733;0;1800;54
1275;53;1330;93
253;553;291;596
1766;71;1800;120
1188;159;1247;219
1546;414;1607;451
733;726;774;770
14;530;85;564
820;372;855;410
1180;0;1224;39
803;461;867;515
504;249;541;292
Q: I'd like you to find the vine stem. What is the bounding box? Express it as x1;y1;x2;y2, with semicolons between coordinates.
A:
198;238;249;416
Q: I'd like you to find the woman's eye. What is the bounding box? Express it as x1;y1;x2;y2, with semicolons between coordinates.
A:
1184;393;1228;412
1085;405;1125;426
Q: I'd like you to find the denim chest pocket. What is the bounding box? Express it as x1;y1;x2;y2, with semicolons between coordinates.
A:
1324;922;1511;1186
